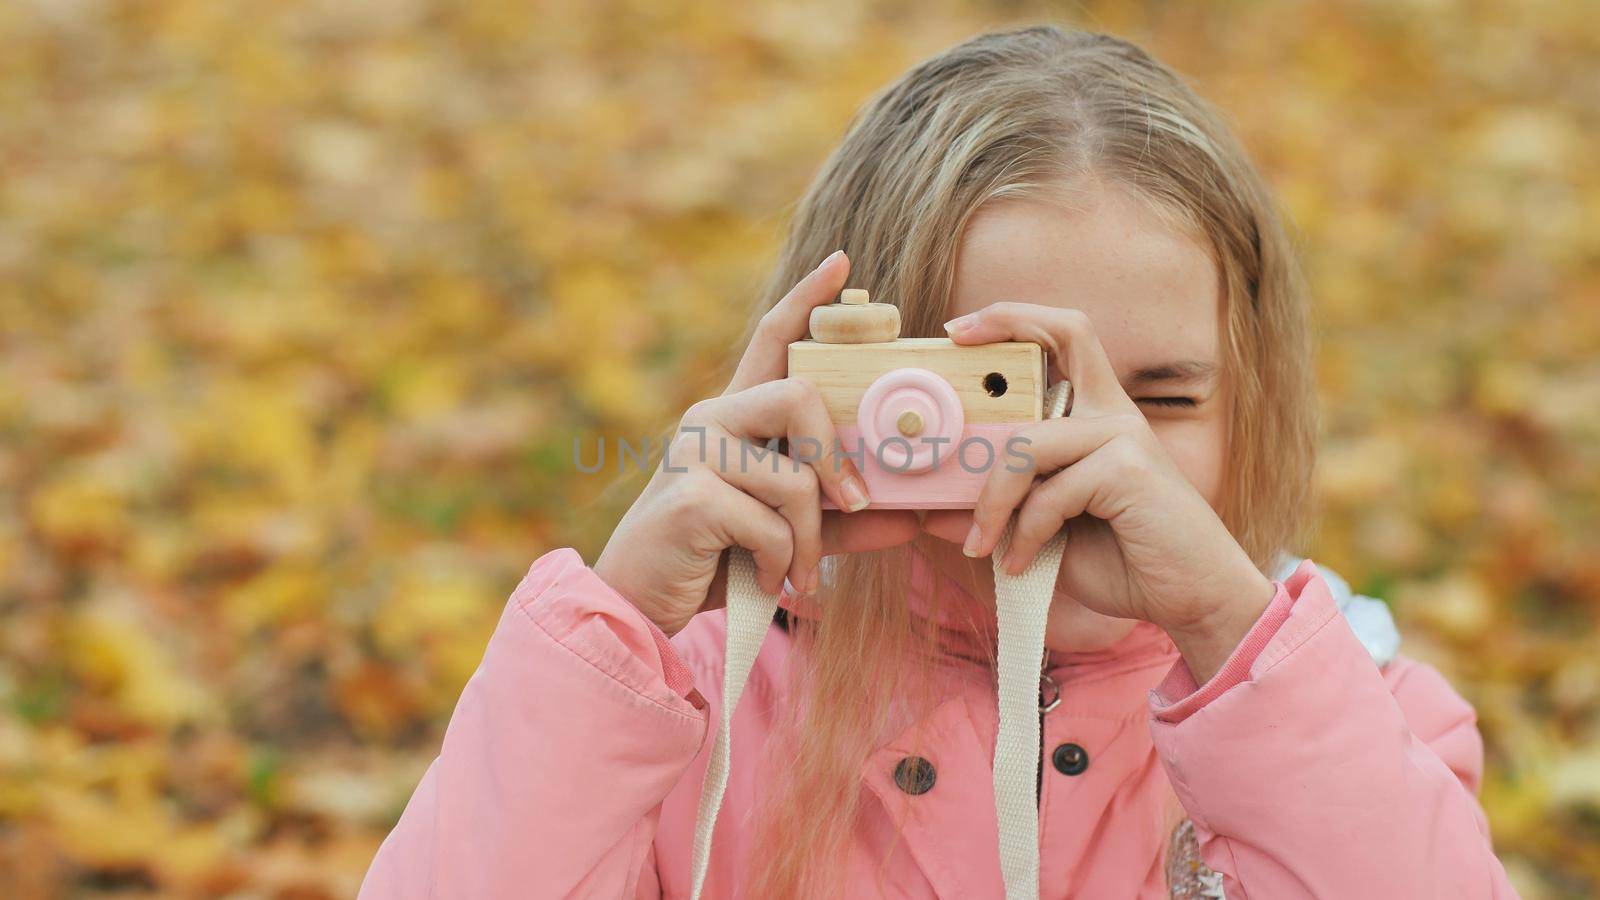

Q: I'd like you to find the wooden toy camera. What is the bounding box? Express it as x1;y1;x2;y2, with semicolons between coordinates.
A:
788;289;1046;509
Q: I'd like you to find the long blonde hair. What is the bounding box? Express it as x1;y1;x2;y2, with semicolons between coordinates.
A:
745;25;1315;896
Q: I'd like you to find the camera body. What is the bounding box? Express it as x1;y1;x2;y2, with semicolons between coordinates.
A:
788;290;1045;509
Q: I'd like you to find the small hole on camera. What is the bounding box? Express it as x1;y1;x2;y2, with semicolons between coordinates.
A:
983;372;1008;397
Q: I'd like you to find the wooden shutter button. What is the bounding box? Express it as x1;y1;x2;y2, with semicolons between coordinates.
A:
808;288;901;344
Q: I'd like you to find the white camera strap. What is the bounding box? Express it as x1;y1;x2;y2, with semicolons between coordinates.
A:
987;523;1066;898
688;381;1070;899
687;547;781;899
986;378;1072;899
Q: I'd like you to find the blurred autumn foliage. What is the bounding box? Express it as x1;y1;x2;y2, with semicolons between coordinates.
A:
0;0;1596;896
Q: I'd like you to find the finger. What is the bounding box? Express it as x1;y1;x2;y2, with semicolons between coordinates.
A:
964;415;1137;558
705;426;824;594
944;302;1136;416
708;483;796;595
726;250;851;394
1000;451;1114;575
705;377;869;512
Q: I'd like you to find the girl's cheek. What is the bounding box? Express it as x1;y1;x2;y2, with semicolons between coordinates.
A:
1151;419;1229;509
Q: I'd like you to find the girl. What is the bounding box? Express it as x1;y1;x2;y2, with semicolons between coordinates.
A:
360;26;1515;898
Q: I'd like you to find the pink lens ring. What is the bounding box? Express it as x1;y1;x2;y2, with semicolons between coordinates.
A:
857;367;965;473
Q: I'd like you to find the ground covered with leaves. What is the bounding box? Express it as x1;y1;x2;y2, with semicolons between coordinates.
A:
0;0;1596;896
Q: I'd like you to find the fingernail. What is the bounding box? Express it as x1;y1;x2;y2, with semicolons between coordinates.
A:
816;249;843;271
804;567;820;595
962;522;983;557
943;313;979;335
840;475;870;512
1003;551;1021;575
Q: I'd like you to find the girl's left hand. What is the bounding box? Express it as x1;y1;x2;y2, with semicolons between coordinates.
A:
943;302;1276;681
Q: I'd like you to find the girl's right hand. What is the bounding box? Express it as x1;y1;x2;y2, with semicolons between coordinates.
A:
594;251;919;636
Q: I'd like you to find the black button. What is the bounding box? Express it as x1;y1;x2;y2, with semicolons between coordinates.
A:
893;756;936;795
1052;742;1089;776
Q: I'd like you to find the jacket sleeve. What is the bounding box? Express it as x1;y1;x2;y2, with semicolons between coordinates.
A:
1147;561;1517;899
358;548;707;900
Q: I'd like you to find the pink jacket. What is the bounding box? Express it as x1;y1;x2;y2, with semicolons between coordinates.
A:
359;548;1516;898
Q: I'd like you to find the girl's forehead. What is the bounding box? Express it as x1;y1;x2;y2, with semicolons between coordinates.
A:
950;188;1222;373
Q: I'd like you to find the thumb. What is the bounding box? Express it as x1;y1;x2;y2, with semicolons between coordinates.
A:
726;251;851;393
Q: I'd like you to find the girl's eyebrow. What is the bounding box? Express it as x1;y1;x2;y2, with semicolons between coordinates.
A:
1124;360;1218;386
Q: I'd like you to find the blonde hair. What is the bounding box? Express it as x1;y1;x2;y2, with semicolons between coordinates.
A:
744;25;1315;896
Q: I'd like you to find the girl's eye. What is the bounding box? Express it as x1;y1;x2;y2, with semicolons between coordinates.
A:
1136;397;1197;408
